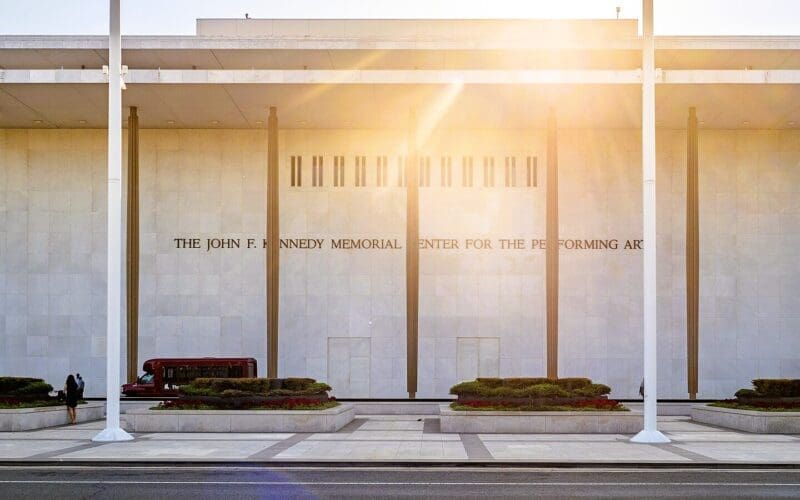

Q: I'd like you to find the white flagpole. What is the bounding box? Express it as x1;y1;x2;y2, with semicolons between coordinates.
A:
93;0;133;442
631;0;669;444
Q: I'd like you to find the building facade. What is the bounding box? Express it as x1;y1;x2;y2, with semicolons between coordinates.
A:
1;19;799;398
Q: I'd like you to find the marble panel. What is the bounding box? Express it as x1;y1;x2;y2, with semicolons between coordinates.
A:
3;129;800;399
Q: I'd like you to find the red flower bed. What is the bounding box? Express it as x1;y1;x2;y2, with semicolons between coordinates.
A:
454;397;623;411
157;397;338;411
570;398;624;410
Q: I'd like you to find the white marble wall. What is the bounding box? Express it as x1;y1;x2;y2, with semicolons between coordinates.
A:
136;130;269;385
414;131;547;397
689;131;800;398
0;130;108;394
1;128;799;398
278;130;407;397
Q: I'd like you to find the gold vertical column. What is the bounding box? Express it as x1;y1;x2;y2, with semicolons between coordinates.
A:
125;106;139;384
546;109;559;380
406;110;419;399
686;107;699;399
266;107;280;378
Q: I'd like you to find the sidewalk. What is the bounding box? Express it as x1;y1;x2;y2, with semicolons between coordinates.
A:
1;415;799;465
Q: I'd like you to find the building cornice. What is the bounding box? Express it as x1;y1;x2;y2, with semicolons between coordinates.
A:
2;35;800;51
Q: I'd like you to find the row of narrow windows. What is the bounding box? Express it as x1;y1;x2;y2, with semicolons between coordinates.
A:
290;156;538;188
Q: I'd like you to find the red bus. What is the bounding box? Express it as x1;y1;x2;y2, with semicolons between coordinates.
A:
122;358;257;397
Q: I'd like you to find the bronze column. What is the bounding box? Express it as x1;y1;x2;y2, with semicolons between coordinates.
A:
406;110;419;398
686;107;699;399
266;107;280;378
546;109;559;380
125;106;139;383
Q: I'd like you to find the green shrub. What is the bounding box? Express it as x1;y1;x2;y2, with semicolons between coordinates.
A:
219;389;251;398
574;384;612;397
450;377;613;400
481;386;516;398
504;378;550;388
476;378;503;388
734;388;758;399
751;379;800;398
180;378;332;398
521;384;569;398
269;389;297;396
554;378;592;390
450;381;482;396
0;377;48;395
300;382;332;395
283;378;316;391
178;385;216;397
11;381;53;396
189;378;271;394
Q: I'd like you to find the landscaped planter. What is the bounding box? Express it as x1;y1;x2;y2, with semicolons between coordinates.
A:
691;379;800;433
691;404;800;433
448;377;626;411
0;402;105;431
125;404;355;433
161;377;338;411
440;404;643;433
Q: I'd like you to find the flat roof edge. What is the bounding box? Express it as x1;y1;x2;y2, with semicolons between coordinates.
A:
1;36;800;51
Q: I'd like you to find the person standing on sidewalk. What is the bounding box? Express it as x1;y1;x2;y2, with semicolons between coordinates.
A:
75;373;85;399
64;375;79;424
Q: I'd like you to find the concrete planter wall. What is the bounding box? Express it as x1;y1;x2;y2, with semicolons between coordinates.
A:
439;405;643;433
346;401;446;415
0;402;105;431
691;404;800;433
125;404;354;433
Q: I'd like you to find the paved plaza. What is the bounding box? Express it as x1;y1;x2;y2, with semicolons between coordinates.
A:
1;415;798;464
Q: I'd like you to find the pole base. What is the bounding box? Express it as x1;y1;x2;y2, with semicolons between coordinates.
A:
92;427;134;442
630;429;670;444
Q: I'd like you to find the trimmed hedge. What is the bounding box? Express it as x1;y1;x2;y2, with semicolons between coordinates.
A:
0;377;53;398
178;377;332;399
164;377;335;411
750;379;800;398
732;379;800;399
724;379;800;410
451;378;610;399
449;377;621;411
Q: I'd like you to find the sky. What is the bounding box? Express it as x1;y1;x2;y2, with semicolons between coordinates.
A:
0;0;798;36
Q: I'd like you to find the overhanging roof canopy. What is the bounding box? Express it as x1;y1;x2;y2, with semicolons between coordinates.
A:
0;18;799;130
1;82;797;130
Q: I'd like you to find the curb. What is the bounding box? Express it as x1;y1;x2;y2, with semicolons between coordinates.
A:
1;460;799;469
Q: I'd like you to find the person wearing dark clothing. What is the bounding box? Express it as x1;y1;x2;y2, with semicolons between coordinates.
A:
76;373;85;399
64;375;79;424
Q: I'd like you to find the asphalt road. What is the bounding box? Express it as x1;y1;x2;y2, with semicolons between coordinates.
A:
1;465;799;499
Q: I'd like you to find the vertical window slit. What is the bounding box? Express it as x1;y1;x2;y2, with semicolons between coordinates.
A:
397;156;407;187
483;156;495;187
462;156;474;187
